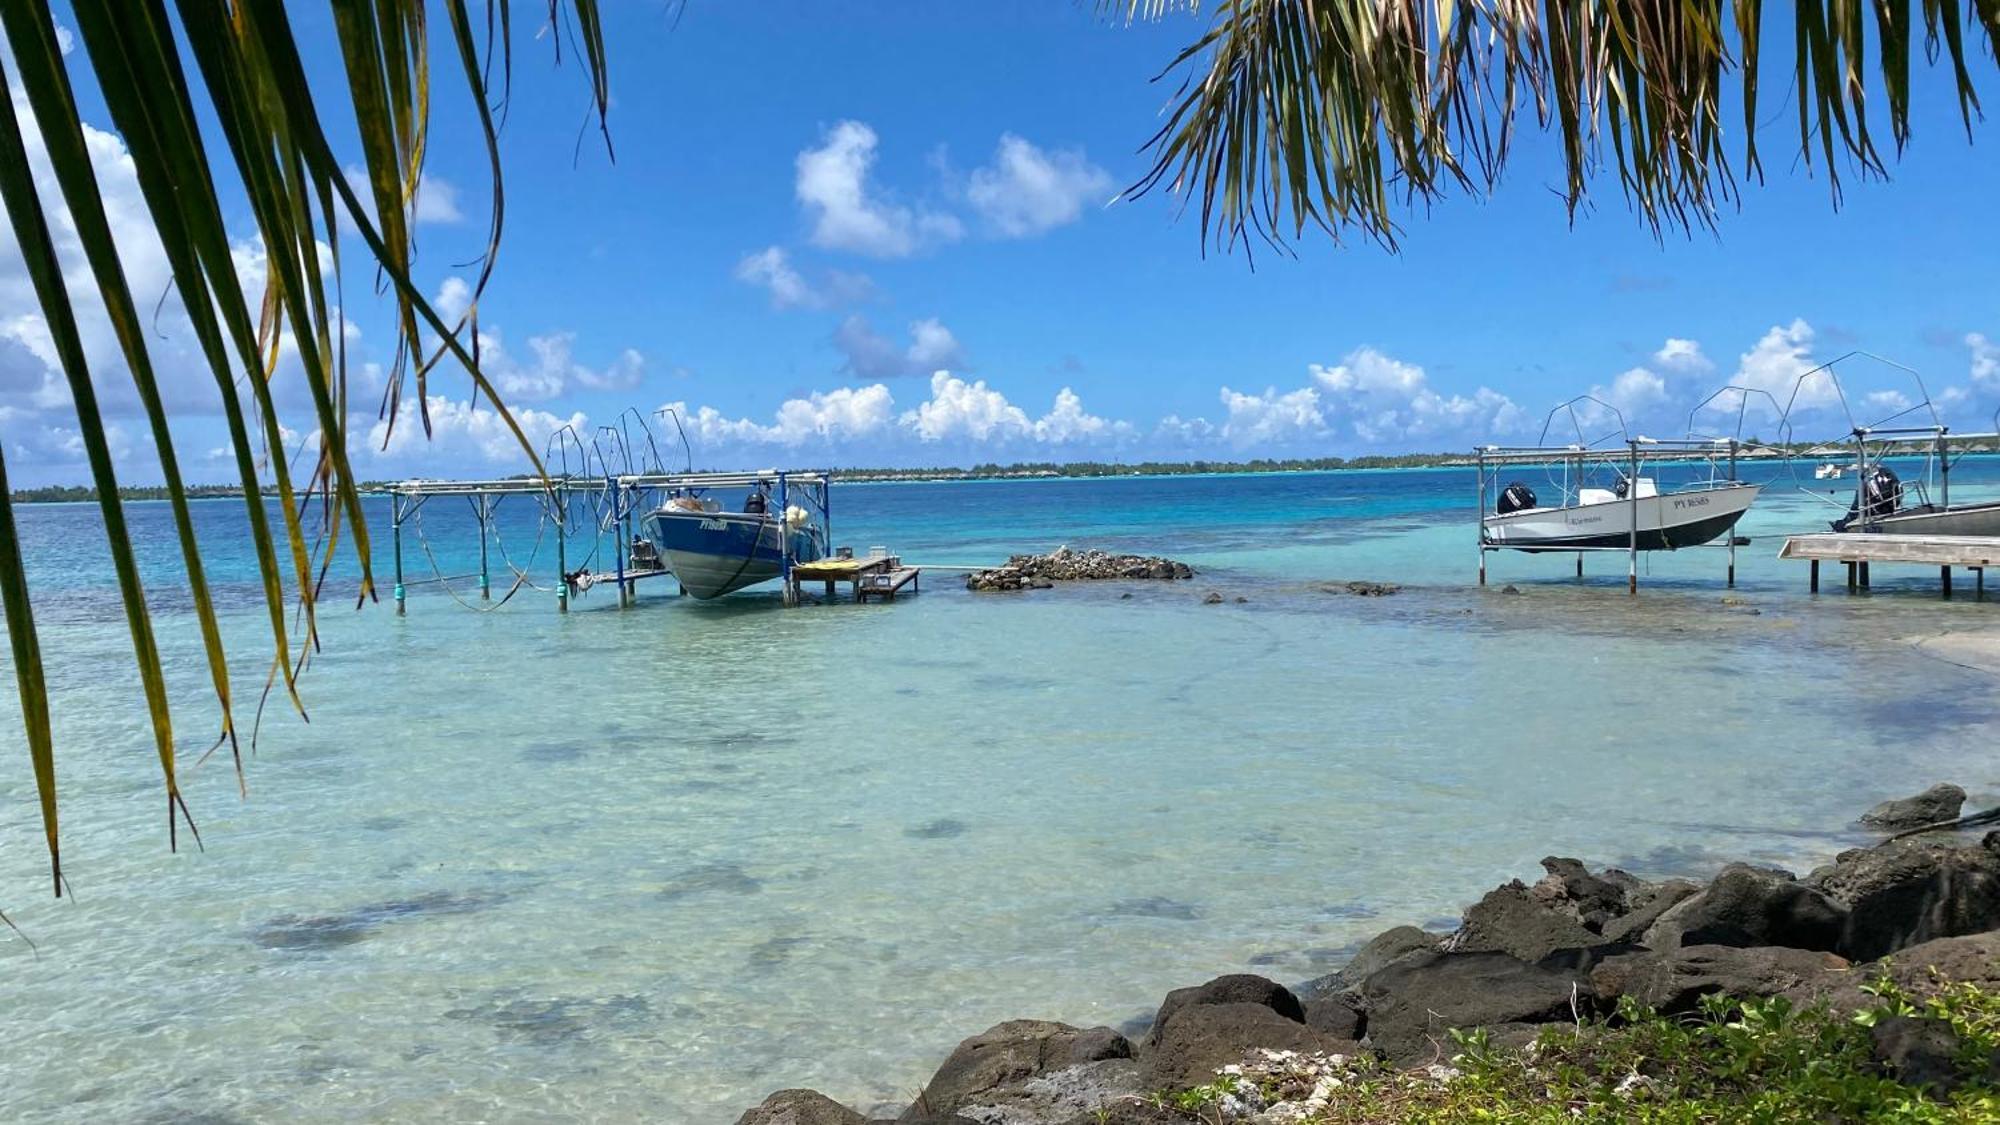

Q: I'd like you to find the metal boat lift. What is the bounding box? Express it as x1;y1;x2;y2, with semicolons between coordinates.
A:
1475;438;1753;593
381;468;833;613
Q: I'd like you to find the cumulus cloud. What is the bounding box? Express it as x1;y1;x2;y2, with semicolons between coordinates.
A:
1969;332;1999;386
834;315;965;379
965;134;1113;237
1218;385;1326;447
1308;347;1523;444
661;384;897;448
368;394;584;466
732;245;872;310
900;372;1031;442
1031;386;1128;443
1653;338;1713;373
341;165;465;227
1732;318;1830;410
796;121;962;258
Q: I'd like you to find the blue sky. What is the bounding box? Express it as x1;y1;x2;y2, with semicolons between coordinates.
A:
4;4;2000;483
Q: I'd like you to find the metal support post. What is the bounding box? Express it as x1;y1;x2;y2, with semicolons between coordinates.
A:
393;495;407;616
476;495;491;601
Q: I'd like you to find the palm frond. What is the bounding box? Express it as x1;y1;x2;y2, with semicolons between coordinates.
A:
0;0;609;897
1114;1;2000;252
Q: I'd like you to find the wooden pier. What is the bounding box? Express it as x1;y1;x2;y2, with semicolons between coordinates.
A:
789;555;921;603
1780;533;1996;598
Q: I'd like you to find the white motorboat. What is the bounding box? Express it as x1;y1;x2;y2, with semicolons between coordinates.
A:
1482;477;1762;551
1832;463;2000;537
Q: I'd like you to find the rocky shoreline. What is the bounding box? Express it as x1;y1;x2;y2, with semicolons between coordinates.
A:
738;784;2000;1123
966;546;1194;592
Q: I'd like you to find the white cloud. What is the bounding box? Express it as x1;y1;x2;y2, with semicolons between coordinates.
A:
434;276;473;321
1863;389;1913;413
796;121;962;258
1733;319;1830;410
1969;332;1999;386
1653;338;1712;373
661;384;897;449
733;245;872;310
341;165;465;228
901;371;1031;443
834;315;965;378
965;134;1113;238
368;394;584;466
1218;385;1326;447
1031;386;1128;443
1307;347;1523;444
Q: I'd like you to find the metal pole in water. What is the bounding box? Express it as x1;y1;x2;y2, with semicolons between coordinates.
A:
555;488;569;614
1476;453;1487;586
1627;443;1639;595
613;482;628;610
477;494;491;601
1727;440;1738;587
779;472;797;608
393;494;406;616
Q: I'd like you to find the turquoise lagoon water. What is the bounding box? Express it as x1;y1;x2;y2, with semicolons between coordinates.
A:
3;463;2000;1122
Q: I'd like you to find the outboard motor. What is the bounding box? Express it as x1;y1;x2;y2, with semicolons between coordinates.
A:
1613;475;1630;499
1496;482;1537;515
1833;464;1902;531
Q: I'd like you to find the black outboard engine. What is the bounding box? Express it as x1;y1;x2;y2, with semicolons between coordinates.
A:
1833;464;1902;531
1496;482;1537;515
1613;475;1630;499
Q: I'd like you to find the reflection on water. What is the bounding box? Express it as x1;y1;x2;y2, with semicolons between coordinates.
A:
2;468;1999;1121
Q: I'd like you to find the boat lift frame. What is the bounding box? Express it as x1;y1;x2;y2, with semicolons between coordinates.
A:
1474;438;1749;594
382;469;834;614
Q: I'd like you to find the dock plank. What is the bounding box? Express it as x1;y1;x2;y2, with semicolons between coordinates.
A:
1779;533;2000;566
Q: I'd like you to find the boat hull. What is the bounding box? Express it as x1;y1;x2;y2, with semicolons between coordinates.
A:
1483;484;1761;552
1850;500;2000;538
640;510;824;599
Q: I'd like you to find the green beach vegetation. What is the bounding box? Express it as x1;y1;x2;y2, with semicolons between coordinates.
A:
1156;987;2000;1123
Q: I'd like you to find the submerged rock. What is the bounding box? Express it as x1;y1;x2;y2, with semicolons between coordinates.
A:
1859;783;1967;832
1335;580;1401;597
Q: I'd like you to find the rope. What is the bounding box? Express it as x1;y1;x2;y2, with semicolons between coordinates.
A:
411;500;538;612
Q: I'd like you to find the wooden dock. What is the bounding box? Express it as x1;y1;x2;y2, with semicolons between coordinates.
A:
1779;533;1997;598
788;555;921;603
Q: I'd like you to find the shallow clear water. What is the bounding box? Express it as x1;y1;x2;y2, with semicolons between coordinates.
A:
3;463;1999;1122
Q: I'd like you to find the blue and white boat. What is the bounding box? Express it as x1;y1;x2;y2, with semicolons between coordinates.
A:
640;495;826;599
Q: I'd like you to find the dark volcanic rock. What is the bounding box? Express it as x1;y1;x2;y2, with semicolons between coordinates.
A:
1143;974;1302;1048
1868;1016;2000;1094
1588;945;1850;1014
734;1089;867;1125
1530;857;1638;929
899;1020;1090;1121
1067;1026;1133;1064
1302;995;1364;1040
1641;864;1845;953
1355;951;1587;1066
1201;591;1224;604
1337;580;1401;597
1451;880;1600;961
1859;784;1967;832
1786;931;2000;1015
1298;925;1440;1000
1140;1003;1348;1091
938;1059;1143;1125
1808;838;2000;961
1601;879;1701;944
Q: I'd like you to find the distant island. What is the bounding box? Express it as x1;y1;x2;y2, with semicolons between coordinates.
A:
15;443;1998;501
